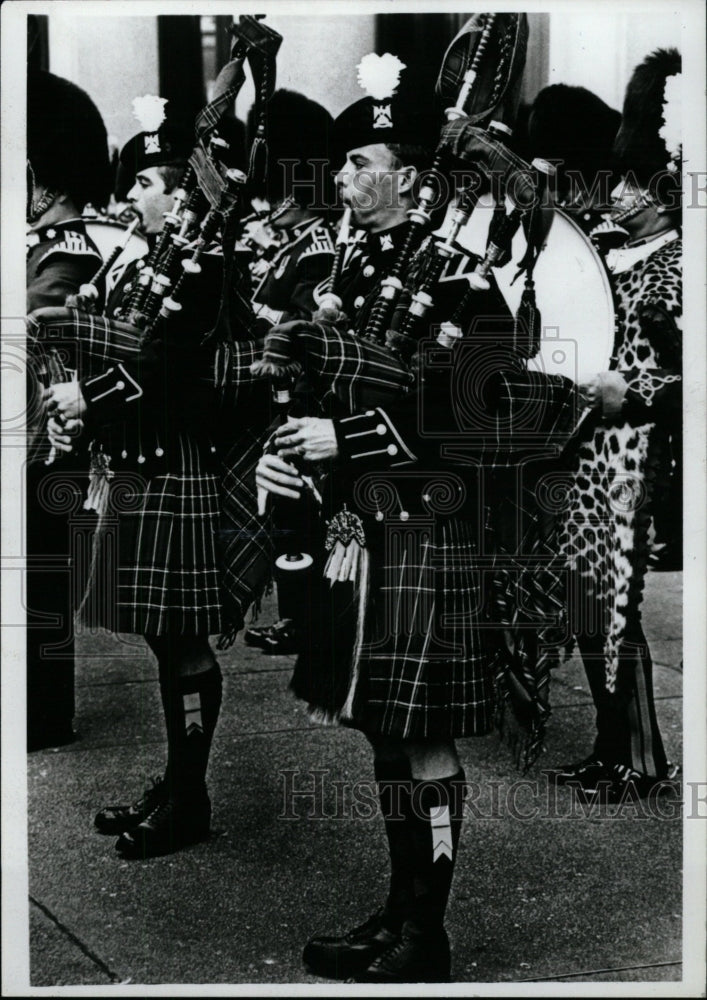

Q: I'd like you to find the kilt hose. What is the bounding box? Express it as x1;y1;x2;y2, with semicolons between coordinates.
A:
79;431;224;637
291;516;496;742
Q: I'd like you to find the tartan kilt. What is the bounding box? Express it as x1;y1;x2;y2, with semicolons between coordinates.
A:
291;515;496;741
79;431;223;636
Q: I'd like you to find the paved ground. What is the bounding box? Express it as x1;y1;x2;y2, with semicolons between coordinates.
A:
20;570;690;990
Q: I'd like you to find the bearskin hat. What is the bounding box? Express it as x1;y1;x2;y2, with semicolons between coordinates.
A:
248;88;335;210
613;47;682;201
27;70;112;211
527;85;621;199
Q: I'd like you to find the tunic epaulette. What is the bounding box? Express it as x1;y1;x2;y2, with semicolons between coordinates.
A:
37;231;102;270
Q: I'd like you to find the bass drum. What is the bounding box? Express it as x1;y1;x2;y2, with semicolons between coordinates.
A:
83;216;148;297
455;195;615;385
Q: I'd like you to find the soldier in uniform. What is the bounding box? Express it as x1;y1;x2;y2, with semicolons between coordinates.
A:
248;89;336;329
44;99;232;859
553;50;682;802
26;70;111;750
241;89;338;653
254;57;522;983
27;70;111;312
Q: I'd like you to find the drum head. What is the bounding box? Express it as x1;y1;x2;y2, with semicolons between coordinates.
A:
83;218;147;294
453;195;615;384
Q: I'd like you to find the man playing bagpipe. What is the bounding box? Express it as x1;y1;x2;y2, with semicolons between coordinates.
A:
26;69;111;751
42;97;234;860
253;20;578;982
35;15;291;859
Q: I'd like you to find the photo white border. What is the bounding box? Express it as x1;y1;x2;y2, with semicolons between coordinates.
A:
2;0;705;995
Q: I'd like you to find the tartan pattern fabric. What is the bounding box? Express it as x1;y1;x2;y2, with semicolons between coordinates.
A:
343;515;496;741
290;321;415;411
436;14;527;125
217;422;275;641
208;340;276;640
26;306;144;374
291;512;496;741
194;59;246;140
79;430;223;636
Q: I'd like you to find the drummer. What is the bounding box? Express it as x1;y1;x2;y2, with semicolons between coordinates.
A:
553;49;682;802
525;83;621;233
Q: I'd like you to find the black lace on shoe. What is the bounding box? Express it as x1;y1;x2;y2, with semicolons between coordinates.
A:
95;775;166;833
344;908;387;942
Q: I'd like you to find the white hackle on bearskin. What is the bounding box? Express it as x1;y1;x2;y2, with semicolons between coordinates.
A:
132;95;167;134
659;72;682;170
356;53;407;101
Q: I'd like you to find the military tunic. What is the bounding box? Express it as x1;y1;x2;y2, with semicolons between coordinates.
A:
26;218;103;748
251;216;335;327
27;219;103;313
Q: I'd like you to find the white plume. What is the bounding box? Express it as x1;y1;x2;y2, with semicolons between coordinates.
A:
132;95;168;134
658;72;682;168
356;53;406;101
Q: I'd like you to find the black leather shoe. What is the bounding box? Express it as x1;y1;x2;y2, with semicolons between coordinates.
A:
598;763;680;803
244;619;298;655
28;723;76;752
95;776;166;835
349;924;451;983
303;908;400;980
115;790;211;859
553;754;609;787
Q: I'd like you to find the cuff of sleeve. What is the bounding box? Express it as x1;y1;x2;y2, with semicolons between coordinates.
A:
252;301;285;327
80;363;143;422
334;407;417;469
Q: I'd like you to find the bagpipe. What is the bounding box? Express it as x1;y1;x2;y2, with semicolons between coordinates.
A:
26;15;284;447
251;15;533;400
252;13;614;449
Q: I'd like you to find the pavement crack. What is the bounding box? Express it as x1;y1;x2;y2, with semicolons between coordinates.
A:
517;958;681;982
29;895;122;984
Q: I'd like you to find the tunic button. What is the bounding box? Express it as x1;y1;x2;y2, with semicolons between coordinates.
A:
387;444;398;456
46;229;56;239
376;424;386;435
363;264;375;278
354;295;365;309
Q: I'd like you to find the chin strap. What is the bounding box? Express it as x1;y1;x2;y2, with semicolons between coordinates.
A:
27;162;60;225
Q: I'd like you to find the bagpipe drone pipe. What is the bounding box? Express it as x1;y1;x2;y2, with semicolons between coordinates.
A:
250;13;584;458
26;15;284;452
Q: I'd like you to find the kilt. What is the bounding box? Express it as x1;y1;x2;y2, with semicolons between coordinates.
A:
291;515;496;741
79;430;223;636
